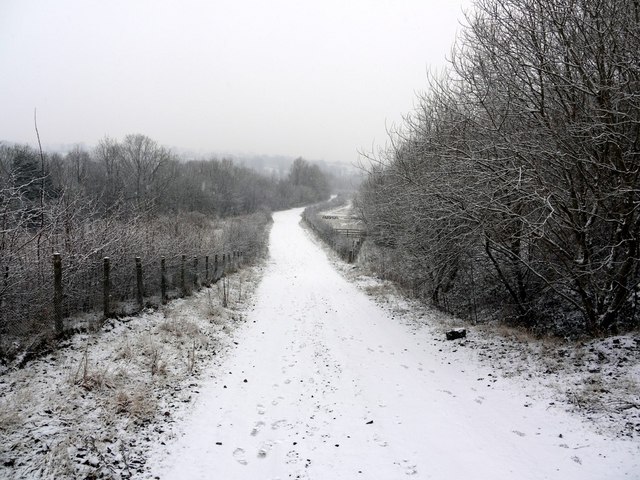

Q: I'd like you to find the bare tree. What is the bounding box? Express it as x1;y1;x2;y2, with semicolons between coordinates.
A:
358;0;639;334
120;134;172;206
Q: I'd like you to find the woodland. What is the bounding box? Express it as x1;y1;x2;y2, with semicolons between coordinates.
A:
356;0;639;337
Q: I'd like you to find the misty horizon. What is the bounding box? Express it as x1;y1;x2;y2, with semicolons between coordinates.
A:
1;0;469;165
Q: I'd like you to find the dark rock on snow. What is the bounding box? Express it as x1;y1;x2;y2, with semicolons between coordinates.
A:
446;329;467;341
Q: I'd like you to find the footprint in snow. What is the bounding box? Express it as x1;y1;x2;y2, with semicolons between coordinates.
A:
257;440;275;458
405;465;418;476
512;430;526;437
257;404;266;415
233;448;248;465
374;434;388;447
251;421;265;436
272;419;288;430
394;460;418;476
475;396;485;404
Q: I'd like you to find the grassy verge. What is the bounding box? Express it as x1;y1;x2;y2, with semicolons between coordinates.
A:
0;262;265;479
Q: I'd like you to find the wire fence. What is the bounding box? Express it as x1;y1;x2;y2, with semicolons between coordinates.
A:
0;210;271;363
0;250;245;359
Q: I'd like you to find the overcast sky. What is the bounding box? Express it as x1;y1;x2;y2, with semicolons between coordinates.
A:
0;0;470;164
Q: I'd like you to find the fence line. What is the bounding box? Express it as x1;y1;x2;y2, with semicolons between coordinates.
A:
302;207;365;263
2;250;245;345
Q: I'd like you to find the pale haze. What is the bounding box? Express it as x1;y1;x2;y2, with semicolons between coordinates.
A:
0;0;469;163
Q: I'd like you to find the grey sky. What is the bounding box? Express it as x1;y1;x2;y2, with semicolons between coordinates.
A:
1;0;469;164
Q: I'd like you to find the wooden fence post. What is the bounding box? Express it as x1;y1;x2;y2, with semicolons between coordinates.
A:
161;256;167;304
214;254;219;282
2;266;8;310
135;257;144;311
193;256;199;289
181;254;186;295
53;253;63;336
205;255;209;284
103;257;111;318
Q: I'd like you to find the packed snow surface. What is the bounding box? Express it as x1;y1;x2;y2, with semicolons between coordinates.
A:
148;208;639;479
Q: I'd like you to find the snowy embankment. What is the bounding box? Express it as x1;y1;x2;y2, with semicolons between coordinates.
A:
0;266;264;479
145;208;639;479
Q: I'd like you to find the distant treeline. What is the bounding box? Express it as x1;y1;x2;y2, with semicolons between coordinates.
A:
2;134;330;217
356;0;639;337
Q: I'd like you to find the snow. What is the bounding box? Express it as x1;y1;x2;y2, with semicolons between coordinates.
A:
0;266;264;478
145;207;640;479
0;205;636;479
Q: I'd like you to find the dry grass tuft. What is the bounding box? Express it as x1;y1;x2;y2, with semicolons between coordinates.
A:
159;318;201;338
72;347;112;391
111;387;156;422
0;400;23;433
113;338;133;361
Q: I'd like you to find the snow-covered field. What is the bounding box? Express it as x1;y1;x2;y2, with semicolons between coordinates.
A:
1;207;638;479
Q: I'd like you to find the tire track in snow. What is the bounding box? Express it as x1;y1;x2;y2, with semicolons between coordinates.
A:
146;208;639;480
